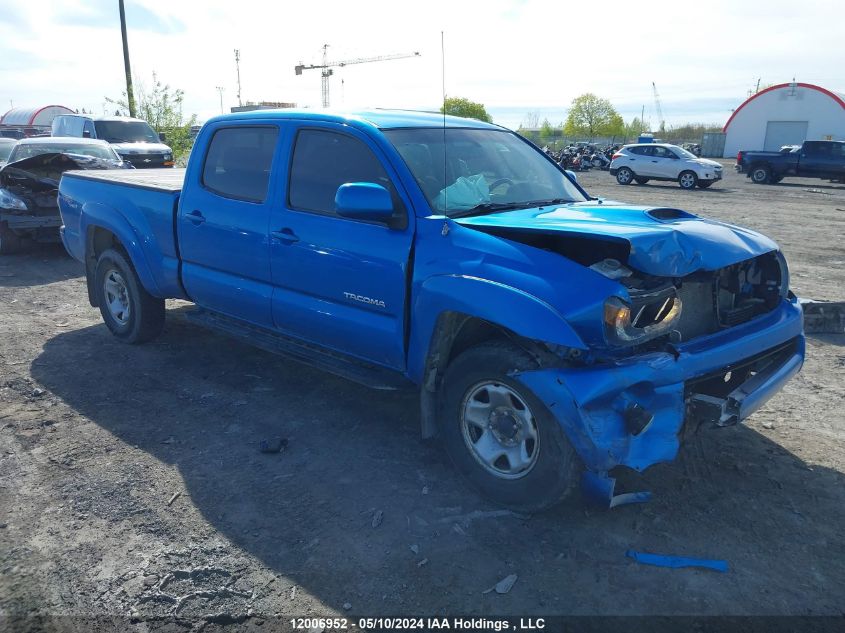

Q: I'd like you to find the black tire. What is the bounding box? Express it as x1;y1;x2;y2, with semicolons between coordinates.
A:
0;221;27;255
439;341;581;512
678;170;698;190
94;248;165;344
750;165;771;184
615;167;634;185
634;177;650;185
697;181;713;188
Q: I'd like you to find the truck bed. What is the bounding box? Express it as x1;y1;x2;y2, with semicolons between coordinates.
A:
63;167;186;193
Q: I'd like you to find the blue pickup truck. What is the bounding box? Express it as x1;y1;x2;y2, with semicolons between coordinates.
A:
57;110;805;511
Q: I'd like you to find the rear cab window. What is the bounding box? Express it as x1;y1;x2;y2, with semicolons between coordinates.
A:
202;126;279;202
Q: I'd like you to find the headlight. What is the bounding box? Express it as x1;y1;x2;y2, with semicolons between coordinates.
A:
604;290;683;346
0;188;28;211
163;153;173;161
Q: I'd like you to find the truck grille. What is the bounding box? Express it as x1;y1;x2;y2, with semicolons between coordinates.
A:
669;252;785;343
120;153;168;168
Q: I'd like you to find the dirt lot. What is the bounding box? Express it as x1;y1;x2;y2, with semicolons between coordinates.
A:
1;163;844;629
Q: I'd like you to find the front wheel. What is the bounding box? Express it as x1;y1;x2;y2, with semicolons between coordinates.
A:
678;170;698;190
616;167;634;185
94;248;165;344
439;341;581;512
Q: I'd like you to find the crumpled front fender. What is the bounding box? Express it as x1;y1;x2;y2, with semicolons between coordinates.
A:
514;298;805;474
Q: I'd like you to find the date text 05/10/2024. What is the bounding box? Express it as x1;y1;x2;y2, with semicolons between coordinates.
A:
290;618;545;631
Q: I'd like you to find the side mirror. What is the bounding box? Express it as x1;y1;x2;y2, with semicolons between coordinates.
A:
82;130;91;138
335;182;394;222
159;132;167;142
565;169;577;181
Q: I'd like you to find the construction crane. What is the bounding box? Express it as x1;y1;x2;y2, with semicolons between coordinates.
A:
295;45;420;108
652;82;665;132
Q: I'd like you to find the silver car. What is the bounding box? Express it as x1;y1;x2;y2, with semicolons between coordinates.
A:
609;143;723;189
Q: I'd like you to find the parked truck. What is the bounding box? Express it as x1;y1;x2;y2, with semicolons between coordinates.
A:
57;110;805;511
52;114;174;169
736;140;845;184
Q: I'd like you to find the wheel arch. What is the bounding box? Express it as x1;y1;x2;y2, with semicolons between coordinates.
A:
81;204;161;306
410;274;587;438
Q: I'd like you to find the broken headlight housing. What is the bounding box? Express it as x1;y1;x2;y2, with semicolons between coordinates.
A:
604;286;683;346
0;188;28;211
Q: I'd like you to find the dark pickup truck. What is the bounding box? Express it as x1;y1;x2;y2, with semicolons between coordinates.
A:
736;140;845;184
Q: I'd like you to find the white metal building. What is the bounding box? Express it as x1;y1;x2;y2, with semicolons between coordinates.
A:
0;105;75;131
722;82;845;157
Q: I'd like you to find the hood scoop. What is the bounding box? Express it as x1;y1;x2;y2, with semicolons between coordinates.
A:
646;207;697;222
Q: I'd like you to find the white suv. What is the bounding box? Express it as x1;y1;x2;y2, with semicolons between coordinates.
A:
610;143;723;189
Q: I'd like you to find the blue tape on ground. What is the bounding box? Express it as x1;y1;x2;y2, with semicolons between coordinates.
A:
626;549;729;572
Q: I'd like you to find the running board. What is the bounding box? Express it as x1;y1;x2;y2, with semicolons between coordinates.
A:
183;309;413;391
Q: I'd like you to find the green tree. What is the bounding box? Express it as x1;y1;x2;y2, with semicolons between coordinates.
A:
440;96;493;123
538;118;555;144
624;116;649;141
563;93;622;139
107;72;197;161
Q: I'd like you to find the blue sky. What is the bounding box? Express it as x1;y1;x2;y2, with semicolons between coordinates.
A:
0;0;842;130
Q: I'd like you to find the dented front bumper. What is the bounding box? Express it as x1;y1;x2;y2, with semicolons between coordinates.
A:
515;297;804;474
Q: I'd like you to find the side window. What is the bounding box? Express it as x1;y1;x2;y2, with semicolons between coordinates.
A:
804;142;828;157
202;126;279;203
288;128;402;218
633;146;652;156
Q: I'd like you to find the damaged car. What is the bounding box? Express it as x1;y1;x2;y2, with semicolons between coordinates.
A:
56;111;804;512
0;137;130;254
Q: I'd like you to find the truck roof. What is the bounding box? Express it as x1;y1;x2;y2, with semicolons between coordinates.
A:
202;108;502;131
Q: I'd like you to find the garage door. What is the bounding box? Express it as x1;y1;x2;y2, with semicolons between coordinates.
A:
764;121;809;151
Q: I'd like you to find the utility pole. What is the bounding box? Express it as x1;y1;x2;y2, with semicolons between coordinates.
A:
118;0;136;117
234;49;242;107
215;86;225;114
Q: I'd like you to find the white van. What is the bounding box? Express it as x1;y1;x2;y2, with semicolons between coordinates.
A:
52;115;174;168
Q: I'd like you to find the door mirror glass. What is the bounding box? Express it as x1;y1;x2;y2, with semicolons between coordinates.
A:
159;132;167;142
335;182;394;222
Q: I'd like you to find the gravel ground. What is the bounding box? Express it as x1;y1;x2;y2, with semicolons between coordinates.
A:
1;163;844;630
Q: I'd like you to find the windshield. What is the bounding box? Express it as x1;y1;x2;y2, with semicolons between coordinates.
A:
9;143;118;162
670;145;697;159
94;120;159;143
384;128;586;216
0;141;14;162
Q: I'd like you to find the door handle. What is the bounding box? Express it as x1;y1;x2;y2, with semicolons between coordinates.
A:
186;210;206;224
271;227;299;244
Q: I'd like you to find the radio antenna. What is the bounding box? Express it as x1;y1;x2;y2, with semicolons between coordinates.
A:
441;30;447;214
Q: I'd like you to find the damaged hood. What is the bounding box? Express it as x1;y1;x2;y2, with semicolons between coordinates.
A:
454;201;778;277
0;153;129;191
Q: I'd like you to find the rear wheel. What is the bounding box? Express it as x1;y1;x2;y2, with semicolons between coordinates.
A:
94;248;165;343
634;177;650;185
616;167;634;185
439;341;581;512
750;166;771;184
678;170;698;190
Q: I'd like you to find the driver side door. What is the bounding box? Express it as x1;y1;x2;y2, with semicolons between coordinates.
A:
268;124;415;370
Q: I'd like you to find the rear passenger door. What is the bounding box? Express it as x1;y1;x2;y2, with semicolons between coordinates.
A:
178;124;281;327
268;124;414;370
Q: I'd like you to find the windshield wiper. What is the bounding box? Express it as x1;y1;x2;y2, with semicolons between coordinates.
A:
449;198;572;219
449;202;531;219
